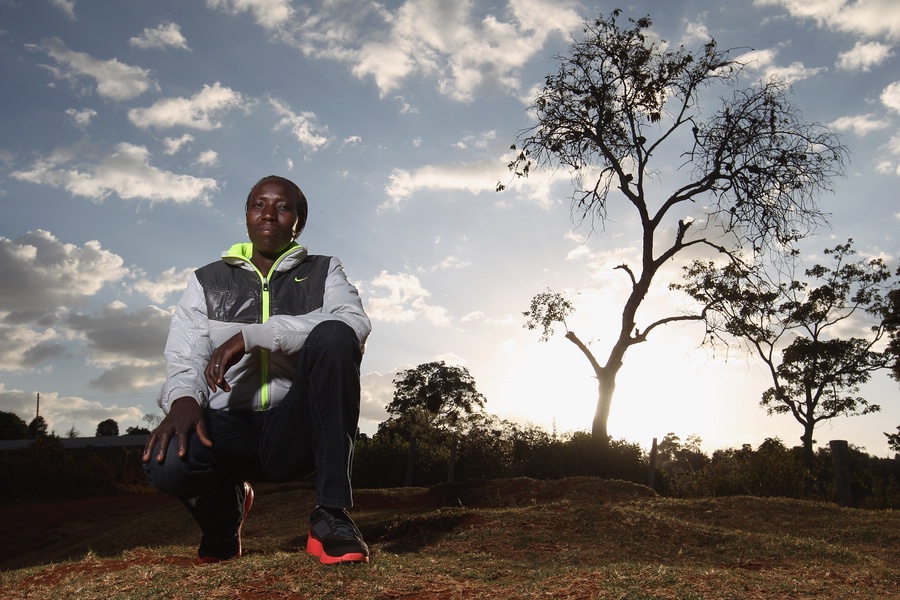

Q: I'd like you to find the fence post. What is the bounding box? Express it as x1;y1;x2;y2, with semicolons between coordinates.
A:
830;439;852;507
648;437;658;490
447;438;458;483
405;437;417;487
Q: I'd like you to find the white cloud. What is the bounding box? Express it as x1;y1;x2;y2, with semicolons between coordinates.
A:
881;81;900;113
829;113;891;135
64;107;97;128
460;310;518;326
454;130;497;150
365;0;582;100
269;97;330;152
754;0;900;41
770;61;826;83
281;0;581;101
881;134;900;174
128;82;248;130
27;38;157;100
0;319;65;372
12;142;219;204
887;134;900;154
206;0;295;30
132;266;196;304
736;47;825;84
681;18;712;45
417;256;471;273
0;231;130;372
461;310;485;322
382;160;502;209
51;0;75;20
874;159;896;174
130;22;191;51
0;230;128;311
365;270;450;326
836;40;894;71
194;149;220;167
163;134;195;155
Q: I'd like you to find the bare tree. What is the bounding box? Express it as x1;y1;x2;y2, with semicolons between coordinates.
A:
143;413;161;430
509;11;846;445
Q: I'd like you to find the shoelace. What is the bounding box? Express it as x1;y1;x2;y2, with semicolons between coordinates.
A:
320;509;361;540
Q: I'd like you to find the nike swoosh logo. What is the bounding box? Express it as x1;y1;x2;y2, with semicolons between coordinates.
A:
295;276;308;283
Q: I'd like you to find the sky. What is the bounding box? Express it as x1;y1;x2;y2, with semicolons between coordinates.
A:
1;0;898;457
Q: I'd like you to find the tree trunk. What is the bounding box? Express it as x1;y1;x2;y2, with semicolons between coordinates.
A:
801;425;815;471
565;331;616;448
592;371;616;447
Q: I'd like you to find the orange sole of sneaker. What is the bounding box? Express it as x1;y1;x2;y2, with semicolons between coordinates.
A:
306;534;369;564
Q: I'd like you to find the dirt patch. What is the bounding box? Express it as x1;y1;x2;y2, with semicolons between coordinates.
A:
0;492;179;570
0;477;648;572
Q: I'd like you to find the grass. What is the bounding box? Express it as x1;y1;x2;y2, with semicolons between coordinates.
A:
1;477;898;599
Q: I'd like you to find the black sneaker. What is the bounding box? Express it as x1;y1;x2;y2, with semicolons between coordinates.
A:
306;506;370;564
198;481;254;563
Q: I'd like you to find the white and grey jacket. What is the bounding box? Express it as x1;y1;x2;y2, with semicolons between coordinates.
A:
157;242;371;413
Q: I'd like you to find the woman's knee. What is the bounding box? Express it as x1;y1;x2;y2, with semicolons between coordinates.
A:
143;437;217;497
306;320;361;359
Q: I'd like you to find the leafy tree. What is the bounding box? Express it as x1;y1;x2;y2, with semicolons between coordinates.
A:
126;426;152;435
886;427;900;455
674;240;896;467
389;361;486;424
96;418;119;437
883;275;900;450
65;425;80;438
27;415;48;439
388;361;486;484
655;432;709;475
509;11;846;445
0;411;29;440
884;270;900;381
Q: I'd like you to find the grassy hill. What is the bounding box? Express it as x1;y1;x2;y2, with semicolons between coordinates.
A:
1;477;898;599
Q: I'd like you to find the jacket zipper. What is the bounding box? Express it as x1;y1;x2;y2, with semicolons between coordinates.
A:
260;278;271;410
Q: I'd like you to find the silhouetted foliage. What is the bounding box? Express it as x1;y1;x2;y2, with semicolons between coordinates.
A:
675;240;897;468
389;362;486;424
386;362;488;484
885;269;900;383
96;419;119;437
509;10;846;444
887;427;900;455
27;416;48;439
126;426;151;435
3;416;897;508
0;411;29;440
0;437;149;502
655;432;710;475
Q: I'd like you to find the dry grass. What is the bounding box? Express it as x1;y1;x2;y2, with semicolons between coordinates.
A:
1;477;898;599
